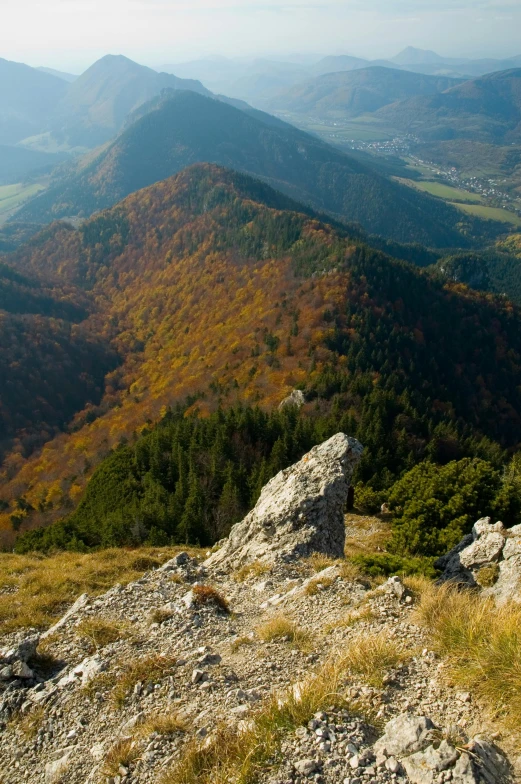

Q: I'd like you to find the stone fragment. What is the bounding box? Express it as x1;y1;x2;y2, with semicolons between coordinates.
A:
12;661;34;679
279;389;306;409
205;433;363;569
472;518;504;539
402;740;459;783
294;759;318;775
374;713;435;757
44;751;72;783
459;533;505;569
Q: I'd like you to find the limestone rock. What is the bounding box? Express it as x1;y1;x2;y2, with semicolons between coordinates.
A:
205;433;363;570
472;517;504;539
373;713;435;757
459;532;505;569
279;389;306;409
402;740;459;783
45;751;72;783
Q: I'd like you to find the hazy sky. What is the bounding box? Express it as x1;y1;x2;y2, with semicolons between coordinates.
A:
2;0;520;73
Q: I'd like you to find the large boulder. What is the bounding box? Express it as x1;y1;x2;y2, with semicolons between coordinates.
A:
205;433;363;570
436;517;521;604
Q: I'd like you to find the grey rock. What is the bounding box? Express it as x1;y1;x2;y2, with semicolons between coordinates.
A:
41;594;88;640
459;533;505;569
192;669;205;684
374;713;435;757
294;759;318;775
279;389;306;409
472;518;504;539
402;740;459;783
205;433;363;569
12;661;34;679
1;634;39;664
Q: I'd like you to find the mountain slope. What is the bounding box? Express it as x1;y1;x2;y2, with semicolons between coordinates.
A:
267;66;462;118
49;54;212;148
376;68;521;142
0;145;68;185
3;164;521;544
16;91;498;248
0;58;67;144
0;257;115;466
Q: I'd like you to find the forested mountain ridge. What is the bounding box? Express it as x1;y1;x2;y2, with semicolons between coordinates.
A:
0;259;116;470
267;66;463;118
2;164;521;548
376;67;521;142
15;90;502;248
48;54;212;149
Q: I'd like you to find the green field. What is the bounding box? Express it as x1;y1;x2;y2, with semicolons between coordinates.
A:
451;202;521;227
0;182;44;224
410;180;484;203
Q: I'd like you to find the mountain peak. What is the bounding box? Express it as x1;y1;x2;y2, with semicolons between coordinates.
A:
392;46;444;65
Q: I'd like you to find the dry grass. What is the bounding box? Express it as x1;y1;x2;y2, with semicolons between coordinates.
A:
324;606;375;633
338;561;365;583
161;654;356;784
402;575;432;599
234;561;270;583
415;583;521;735
101;737;141;777
0;546;202;636
475;564;500;588
340;632;404;688
140;713;187;737
343;515;389;559
192;585;230;613
256;615;313;652
75;617;132;649
304;576;335;596
85;653;178;708
9;705;45;739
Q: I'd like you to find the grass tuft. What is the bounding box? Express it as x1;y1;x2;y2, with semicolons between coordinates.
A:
9;705;45;739
140;713;187;737
306;553;337;572
340;632;404;688
324;606;375;633
304;576;335;596
148;608;174;625
256;615;313;652
192;585;230;613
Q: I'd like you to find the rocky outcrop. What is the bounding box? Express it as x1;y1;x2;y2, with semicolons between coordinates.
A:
436;517;521;604
205;433;363;570
279;389;306;409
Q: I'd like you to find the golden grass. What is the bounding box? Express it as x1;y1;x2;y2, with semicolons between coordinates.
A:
161;655;354;784
140;713;187;737
0;546;202;635
192;585;230;613
256;615;313;652
415;583;521;735
112;653;178;708
340;632;404;688
101;737;141;777
338;561;365;583
75;617;132;649
234;561;270;583
402;575;432;599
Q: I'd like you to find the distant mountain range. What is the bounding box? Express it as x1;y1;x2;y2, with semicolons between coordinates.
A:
15;90;499;248
267;66;463;118
159;47;521;106
0;59;67;145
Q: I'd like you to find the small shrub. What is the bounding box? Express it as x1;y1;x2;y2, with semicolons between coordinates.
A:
234;560;270;582
351;553;438;579
192;585;230;613
354;483;384;514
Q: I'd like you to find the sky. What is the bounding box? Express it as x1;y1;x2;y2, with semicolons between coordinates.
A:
1;0;520;73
